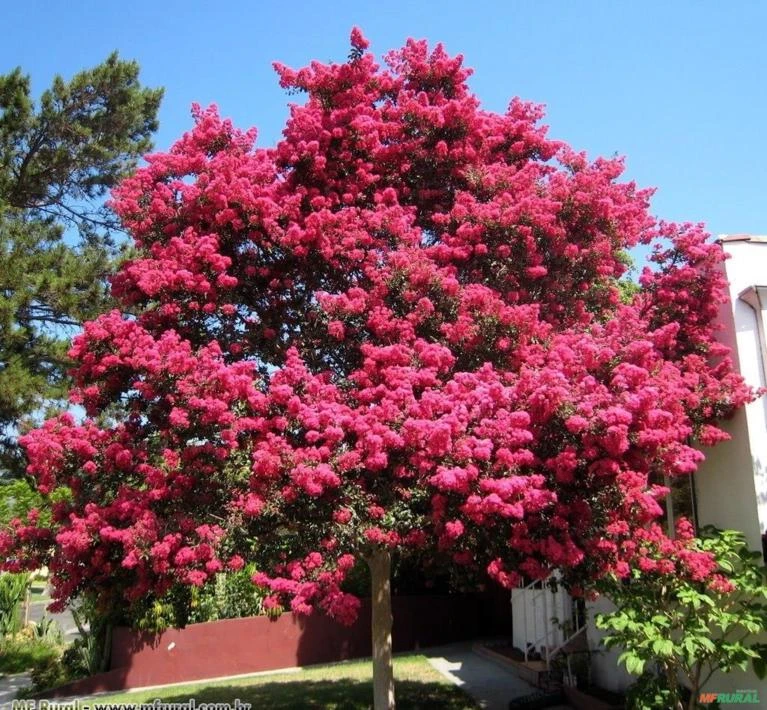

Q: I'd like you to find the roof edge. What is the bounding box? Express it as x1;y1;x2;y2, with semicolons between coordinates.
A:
717;234;767;244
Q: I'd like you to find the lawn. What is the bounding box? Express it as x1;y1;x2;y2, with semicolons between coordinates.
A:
90;654;479;709
29;582;50;602
0;636;59;674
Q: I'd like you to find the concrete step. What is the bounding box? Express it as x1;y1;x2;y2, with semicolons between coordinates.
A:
473;643;556;690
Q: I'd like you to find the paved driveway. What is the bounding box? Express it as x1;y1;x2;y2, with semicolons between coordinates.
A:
425;643;573;710
27;600;79;639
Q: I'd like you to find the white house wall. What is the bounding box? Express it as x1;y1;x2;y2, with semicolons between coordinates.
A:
696;411;762;551
585;596;635;694
586;237;767;698
700;240;767;546
691;239;767;698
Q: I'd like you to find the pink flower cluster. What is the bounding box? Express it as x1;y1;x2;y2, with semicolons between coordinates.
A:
611;518;736;595
3;29;752;621
254;553;360;625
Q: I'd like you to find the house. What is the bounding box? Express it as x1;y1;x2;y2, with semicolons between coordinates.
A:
514;235;767;698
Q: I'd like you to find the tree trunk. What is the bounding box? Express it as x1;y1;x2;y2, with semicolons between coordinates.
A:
687;665;701;710
664;663;682;710
368;548;395;710
100;622;113;672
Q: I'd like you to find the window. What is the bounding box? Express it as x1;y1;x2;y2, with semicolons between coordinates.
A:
649;470;698;537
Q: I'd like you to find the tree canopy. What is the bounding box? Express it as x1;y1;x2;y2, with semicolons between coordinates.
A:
0;53;162;475
0;30;752;708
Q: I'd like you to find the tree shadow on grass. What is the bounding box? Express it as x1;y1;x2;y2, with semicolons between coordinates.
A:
147;678;477;710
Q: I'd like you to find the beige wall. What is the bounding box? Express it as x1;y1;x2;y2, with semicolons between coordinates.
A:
586;596;635;693
585;239;767;698
696;411;762;550
691;240;767;697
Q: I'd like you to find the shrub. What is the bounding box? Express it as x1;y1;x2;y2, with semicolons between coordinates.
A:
0;634;60;675
133;566;268;631
69;594;113;674
31;615;63;644
29;652;67;692
597;525;767;710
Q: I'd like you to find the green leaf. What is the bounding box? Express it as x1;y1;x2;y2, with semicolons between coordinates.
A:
611;616;628;631
652;638;674;657
625;654;646;675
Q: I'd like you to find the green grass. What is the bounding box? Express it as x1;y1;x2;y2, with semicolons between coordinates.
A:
0;637;59;674
92;655;479;709
29;583;49;601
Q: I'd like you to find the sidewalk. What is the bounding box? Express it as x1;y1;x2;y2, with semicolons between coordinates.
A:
425;643;572;710
0;673;30;707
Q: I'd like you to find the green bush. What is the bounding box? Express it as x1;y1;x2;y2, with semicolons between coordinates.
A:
597;526;767;710
69;594;113;675
0;631;60;675
133;566;268;631
0;605;69;693
213;567;267;620
60;633;104;679
29;652;68;692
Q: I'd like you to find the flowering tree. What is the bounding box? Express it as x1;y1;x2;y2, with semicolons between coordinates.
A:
0;30;752;709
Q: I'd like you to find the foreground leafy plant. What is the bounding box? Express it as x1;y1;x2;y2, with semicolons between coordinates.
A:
597;524;767;710
0;571;29;634
68;593;114;675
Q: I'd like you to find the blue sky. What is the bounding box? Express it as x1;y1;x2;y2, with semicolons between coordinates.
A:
4;0;766;241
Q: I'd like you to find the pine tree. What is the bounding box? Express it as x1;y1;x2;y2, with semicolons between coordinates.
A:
0;54;162;475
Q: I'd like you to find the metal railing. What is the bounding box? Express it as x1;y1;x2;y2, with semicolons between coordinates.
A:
515;573;587;667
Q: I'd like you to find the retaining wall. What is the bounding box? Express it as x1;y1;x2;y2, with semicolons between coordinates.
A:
43;591;511;697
